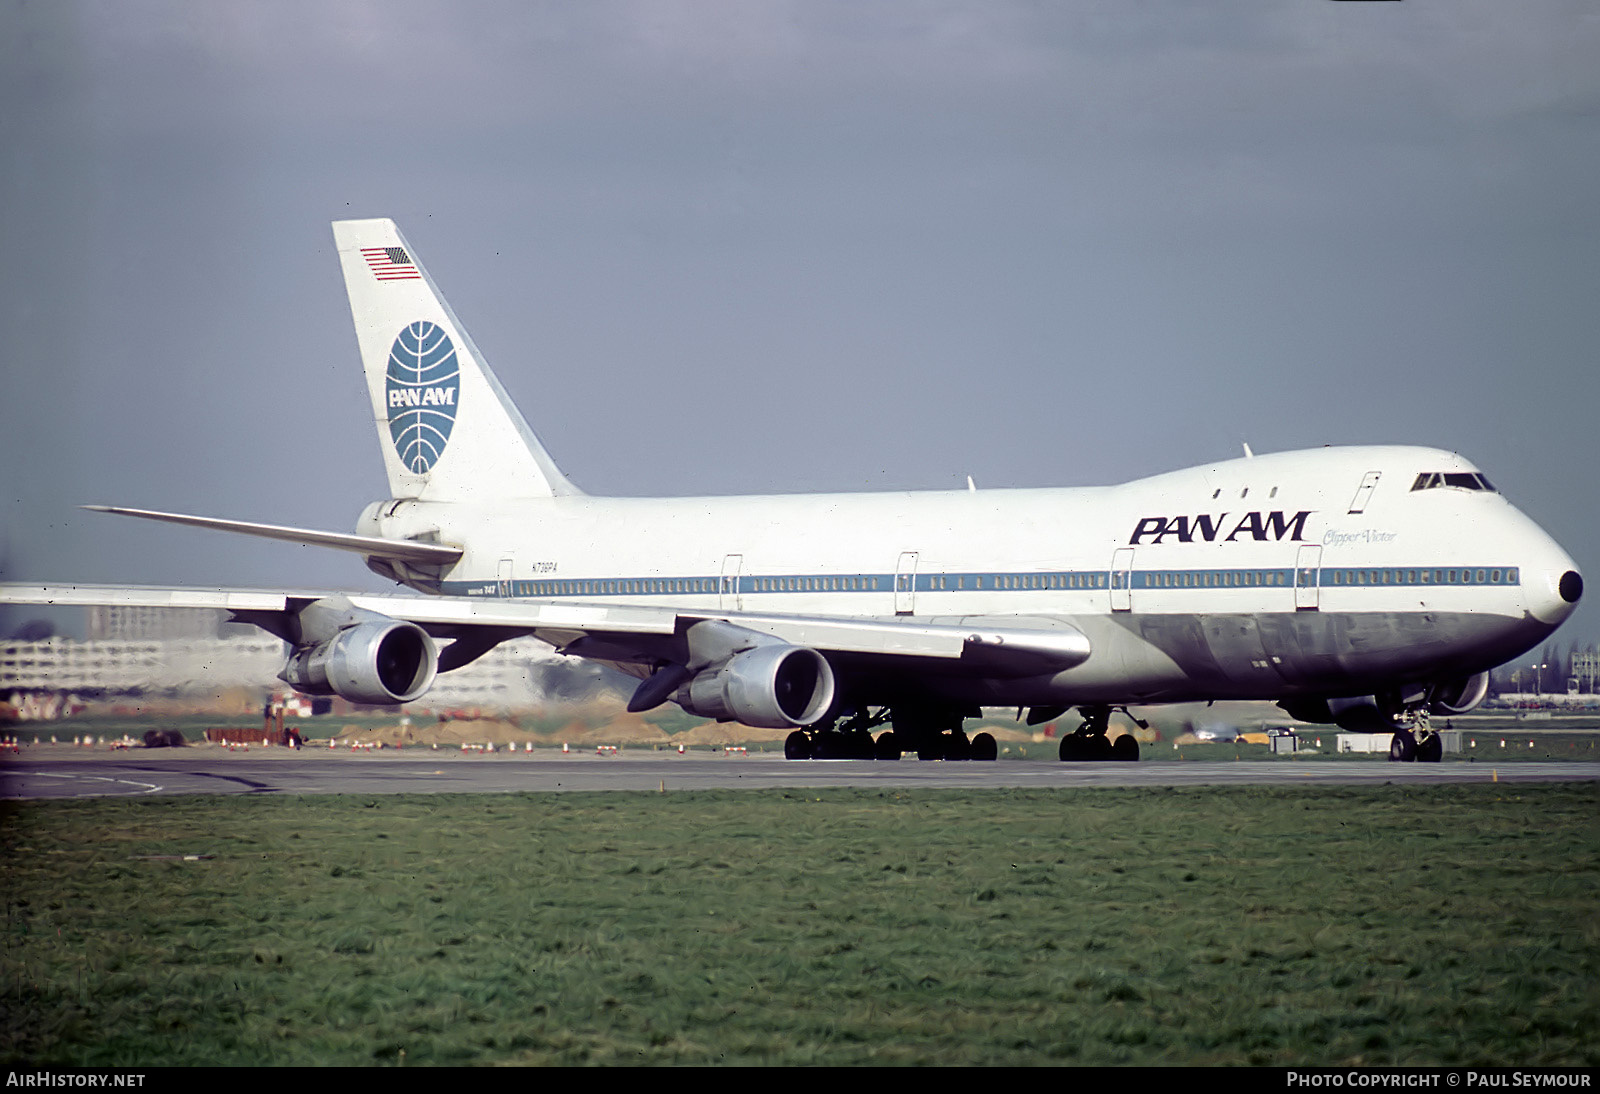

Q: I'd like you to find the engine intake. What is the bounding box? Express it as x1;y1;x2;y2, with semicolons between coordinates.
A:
1429;673;1489;715
280;603;437;705
677;642;836;728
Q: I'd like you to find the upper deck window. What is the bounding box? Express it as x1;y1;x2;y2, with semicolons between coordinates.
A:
1409;472;1497;493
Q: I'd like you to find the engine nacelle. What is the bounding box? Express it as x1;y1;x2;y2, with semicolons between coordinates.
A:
676;643;835;728
1281;695;1393;730
1429;672;1489;715
281;618;437;705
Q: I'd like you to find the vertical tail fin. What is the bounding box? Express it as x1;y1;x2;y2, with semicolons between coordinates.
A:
332;218;581;501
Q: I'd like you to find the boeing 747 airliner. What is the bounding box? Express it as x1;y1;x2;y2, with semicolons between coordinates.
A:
1;219;1583;762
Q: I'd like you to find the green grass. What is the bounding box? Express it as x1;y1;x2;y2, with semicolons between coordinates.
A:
3;785;1597;1065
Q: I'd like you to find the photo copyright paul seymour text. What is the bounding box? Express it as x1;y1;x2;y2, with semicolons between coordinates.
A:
1288;1075;1590;1088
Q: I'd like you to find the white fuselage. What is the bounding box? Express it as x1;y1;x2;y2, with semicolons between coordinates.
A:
360;444;1578;708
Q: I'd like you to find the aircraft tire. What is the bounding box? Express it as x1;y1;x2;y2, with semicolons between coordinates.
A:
784;731;813;761
1112;734;1140;762
1388;728;1417;763
841;730;873;759
874;731;902;760
970;732;997;762
1056;735;1094;761
1416;733;1443;763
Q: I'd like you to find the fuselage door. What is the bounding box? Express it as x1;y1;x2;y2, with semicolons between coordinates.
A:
498;557;514;598
719;554;744;612
895;551;919;616
1347;471;1381;514
1110;548;1134;612
1295;544;1322;611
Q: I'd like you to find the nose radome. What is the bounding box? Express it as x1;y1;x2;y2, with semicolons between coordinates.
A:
1529;563;1582;625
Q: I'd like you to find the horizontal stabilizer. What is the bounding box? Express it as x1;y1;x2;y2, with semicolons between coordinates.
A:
82;506;463;567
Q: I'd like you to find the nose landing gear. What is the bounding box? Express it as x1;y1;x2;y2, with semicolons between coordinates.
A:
1388;708;1443;763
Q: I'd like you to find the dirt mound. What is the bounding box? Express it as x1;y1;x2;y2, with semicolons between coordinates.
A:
675;722;789;746
330;719;530;748
537;712;672;746
328;713;679;749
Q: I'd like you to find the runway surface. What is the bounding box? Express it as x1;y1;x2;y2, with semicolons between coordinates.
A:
3;746;1597;799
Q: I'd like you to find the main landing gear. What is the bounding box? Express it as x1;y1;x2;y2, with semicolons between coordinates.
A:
783;707;999;761
1057;705;1141;762
1388;708;1443;763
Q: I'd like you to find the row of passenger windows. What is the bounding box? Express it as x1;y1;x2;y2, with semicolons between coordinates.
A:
1136;570;1290;589
511;566;1518;598
929;573;1107;591
524;578;721;597
1411;472;1497;492
1321;567;1517;587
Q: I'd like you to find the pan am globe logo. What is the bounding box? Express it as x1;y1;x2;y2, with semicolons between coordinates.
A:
385;321;460;473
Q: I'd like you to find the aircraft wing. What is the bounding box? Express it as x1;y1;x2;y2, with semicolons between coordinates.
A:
0;582;1091;673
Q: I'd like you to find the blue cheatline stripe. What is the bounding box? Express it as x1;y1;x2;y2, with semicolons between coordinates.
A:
439;564;1521;600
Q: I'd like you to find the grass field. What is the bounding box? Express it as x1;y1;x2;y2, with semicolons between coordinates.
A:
3;784;1596;1066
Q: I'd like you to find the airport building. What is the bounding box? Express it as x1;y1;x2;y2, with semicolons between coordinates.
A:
2;610;595;715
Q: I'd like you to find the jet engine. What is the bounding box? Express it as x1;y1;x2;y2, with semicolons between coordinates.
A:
1278;696;1389;729
667;620;836;728
1281;671;1491;728
279;600;437;705
1428;672;1489;715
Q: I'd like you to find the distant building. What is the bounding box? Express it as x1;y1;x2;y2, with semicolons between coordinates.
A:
1;634;283;693
1572;647;1599;694
87;606;224;641
1;624;596;712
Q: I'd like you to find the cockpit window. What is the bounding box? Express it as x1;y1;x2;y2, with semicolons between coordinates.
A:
1410;472;1497;493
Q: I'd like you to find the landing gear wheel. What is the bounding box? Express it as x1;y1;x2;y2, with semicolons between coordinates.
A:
1112;734;1140;762
1415;732;1442;763
1388;728;1417;762
970;732;998;762
944;732;972;761
816;729;861;759
1058;705;1120;762
874;731;902;760
842;730;875;759
784;731;813;760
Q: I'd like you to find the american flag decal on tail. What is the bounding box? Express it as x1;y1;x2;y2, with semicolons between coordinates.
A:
361;246;421;281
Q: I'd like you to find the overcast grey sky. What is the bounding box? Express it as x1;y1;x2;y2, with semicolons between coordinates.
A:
2;1;1597;648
